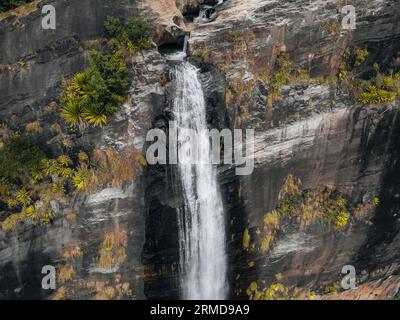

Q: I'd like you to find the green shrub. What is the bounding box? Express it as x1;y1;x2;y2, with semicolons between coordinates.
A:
242;228;250;249
61;51;128;127
266;175;379;230
229;32;239;44
246;281;288;300
322;21;341;36
357;84;397;104
338;48;400;105
104;16;124;39
323;281;341;296
268;53;292;93
276;195;298;216
354;48;369;67
62;16;151;128
105;16;152;53
1;129;145;230
0;136;46;184
334;211;350;229
126;17;152;49
337;48;368;82
338;63;348;81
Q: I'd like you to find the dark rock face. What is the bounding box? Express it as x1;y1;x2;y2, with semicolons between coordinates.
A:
185;1;400;298
0;181;146;299
0;0;143;119
142;161;181;299
0;0;160;299
221;106;400;298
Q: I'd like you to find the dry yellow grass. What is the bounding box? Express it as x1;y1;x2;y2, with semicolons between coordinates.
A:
66;211;77;222
52;287;68;300
58;265;75;284
25;121;43;135
85;279;133;300
73;147;146;195
99;230;128;269
1;213;25;231
263;210;280;230
278;174;301;200
63;245;82;260
353;197;380;218
260;233;274;252
82;38;107;50
44;102;59;113
92;147;146;188
0;64;12;73
50;123;62;135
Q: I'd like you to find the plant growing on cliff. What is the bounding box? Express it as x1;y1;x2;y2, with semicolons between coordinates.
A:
0;136;70;230
63;245;83;261
261;53;320;108
0;0;39;21
126;17;152;49
246;277;289;300
335;47;399;106
353;65;400;105
61;50;128;128
263;53;293;105
353;197;380;217
263;211;280;230
58;265;75;284
0;0;31;13
260;234;274;252
52;287;68;300
322;21;341;36
71;147;146;195
85;278;133;300
0;135;46;185
242;228;250;249
252;175;381;256
62;16;151;128
229;32;239;45
98;230;128;269
356;71;400;105
354;48;369;67
25;121;43;135
323;281;342;296
0;130;145;231
338;48;369;83
105;16;152;54
357;84;397;104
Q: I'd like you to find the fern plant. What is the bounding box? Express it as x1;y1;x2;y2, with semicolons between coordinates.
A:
61;16;151;128
61;98;85;125
65;72;90;98
357;85;396;104
83;106;108;127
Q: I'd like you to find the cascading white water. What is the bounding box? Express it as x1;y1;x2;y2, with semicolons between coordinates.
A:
173;61;227;300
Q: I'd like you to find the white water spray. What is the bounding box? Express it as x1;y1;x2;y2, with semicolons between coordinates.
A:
173;62;227;300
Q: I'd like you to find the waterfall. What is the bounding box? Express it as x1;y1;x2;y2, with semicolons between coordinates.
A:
173;62;227;300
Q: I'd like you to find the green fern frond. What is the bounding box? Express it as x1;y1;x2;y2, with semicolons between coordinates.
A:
66;72;90;98
62;99;85;125
83;106;108;127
